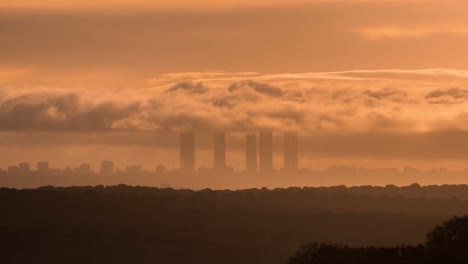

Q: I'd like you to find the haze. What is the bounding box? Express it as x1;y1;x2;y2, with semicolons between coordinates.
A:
2;0;468;182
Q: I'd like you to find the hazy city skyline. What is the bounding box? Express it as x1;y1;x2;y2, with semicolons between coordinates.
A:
3;2;468;264
3;0;468;182
3;131;468;177
4;131;299;173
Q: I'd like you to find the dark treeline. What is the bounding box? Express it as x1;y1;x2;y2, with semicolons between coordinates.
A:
20;184;468;215
1;185;468;263
289;216;468;264
35;183;468;200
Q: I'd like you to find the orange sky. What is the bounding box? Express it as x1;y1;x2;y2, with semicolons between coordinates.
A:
1;1;468;75
0;0;412;9
2;0;468;173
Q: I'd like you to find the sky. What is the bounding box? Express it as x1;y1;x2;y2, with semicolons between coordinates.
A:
0;0;432;9
2;0;468;172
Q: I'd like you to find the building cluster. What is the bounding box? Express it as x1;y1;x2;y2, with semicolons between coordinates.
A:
1;131;299;177
2;131;467;179
180;131;299;174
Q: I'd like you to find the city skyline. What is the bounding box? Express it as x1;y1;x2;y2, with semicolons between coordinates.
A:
3;0;468;181
4;130;468;176
4;131;301;174
3;1;468;263
4;160;466;176
5;154;468;191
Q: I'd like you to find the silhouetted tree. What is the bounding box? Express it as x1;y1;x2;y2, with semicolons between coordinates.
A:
289;216;468;264
426;215;468;262
426;216;468;247
288;243;425;264
287;243;346;264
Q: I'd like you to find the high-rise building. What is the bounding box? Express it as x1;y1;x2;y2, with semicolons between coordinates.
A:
259;130;273;174
245;134;257;173
180;131;195;172
19;163;30;172
126;165;142;175
100;161;114;175
283;132;299;172
213;132;226;170
8;166;19;175
37;161;49;173
79;163;92;175
80;163;91;172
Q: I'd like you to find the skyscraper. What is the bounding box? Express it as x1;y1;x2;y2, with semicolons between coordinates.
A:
37;161;49;173
126;165;143;175
213;132;226;170
245;134;257;173
18;163;30;172
100;160;114;175
180;131;195;172
79;163;91;172
79;163;92;176
283;132;299;172
259;130;273;174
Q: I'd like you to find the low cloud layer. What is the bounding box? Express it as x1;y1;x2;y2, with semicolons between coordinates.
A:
3;69;468;135
4;69;468;167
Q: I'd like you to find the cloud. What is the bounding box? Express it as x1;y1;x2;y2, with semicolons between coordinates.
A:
364;87;408;102
166;82;208;94
0;88;141;131
4;69;468;164
358;27;434;40
2;69;468;135
357;27;468;40
426;87;468;99
228;81;284;97
424;87;468;105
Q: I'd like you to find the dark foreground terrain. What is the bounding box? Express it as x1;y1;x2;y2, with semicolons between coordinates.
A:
289;216;468;264
1;184;468;263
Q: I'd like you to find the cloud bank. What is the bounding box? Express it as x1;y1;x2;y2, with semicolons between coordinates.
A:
3;69;468;135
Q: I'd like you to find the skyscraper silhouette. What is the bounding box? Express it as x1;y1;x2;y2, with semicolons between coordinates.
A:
37;161;49;173
180;131;195;172
100;161;114;175
283;132;299;172
213;132;226;170
79;163;92;176
19;163;30;172
259;130;273;174
246;134;257;173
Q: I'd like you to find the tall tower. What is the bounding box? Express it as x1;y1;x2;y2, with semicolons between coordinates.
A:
19;163;30;172
213;132;226;170
100;161;114;175
180;131;195;172
259;130;273;174
283;132;299;172
37;161;49;172
245;134;257;173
